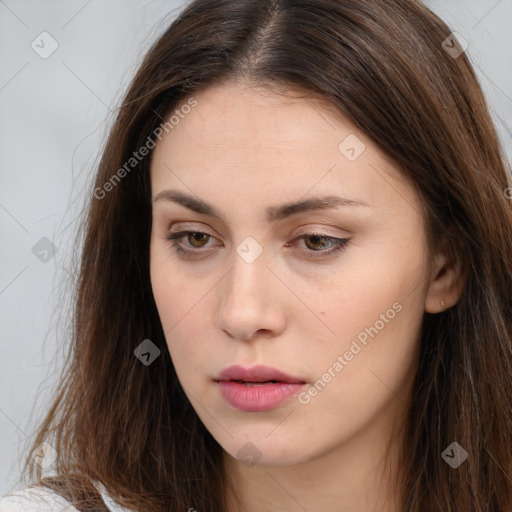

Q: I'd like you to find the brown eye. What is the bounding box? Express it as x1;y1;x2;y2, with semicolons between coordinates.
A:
303;234;330;251
165;230;218;257
187;232;210;248
287;232;350;259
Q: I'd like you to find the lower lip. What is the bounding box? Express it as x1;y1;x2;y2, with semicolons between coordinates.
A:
216;380;306;412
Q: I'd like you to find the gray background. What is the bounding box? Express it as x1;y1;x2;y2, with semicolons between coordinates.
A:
1;0;511;496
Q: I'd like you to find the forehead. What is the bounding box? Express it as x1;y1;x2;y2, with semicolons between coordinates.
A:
149;81;416;219
162;81;350;148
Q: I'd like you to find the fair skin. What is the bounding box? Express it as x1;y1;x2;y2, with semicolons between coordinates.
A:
149;81;464;512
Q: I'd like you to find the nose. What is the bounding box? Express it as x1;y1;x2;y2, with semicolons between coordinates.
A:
215;248;287;342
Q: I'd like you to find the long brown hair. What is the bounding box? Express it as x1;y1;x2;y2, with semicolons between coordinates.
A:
22;0;512;510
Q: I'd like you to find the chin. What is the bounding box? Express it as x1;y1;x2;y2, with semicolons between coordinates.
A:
219;430;317;468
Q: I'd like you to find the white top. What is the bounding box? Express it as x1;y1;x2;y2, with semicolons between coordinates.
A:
0;481;131;512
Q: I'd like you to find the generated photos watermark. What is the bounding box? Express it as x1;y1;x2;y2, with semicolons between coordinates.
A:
441;442;468;468
94;97;197;200
298;301;403;405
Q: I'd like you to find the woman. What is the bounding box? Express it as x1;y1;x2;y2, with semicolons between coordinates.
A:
2;0;512;511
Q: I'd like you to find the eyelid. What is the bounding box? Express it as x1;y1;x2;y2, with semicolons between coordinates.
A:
168;222;218;235
293;226;350;239
168;222;349;240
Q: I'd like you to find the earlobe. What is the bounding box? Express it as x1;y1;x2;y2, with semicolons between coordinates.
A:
424;248;467;313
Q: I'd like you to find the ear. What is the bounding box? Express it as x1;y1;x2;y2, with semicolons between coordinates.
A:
424;238;467;313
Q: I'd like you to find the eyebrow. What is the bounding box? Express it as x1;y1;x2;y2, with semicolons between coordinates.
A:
153;189;370;223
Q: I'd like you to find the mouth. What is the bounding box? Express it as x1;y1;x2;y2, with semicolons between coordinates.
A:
214;364;306;384
229;380;281;385
214;364;307;412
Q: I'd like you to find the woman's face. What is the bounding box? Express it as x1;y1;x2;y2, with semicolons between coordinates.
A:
149;81;435;467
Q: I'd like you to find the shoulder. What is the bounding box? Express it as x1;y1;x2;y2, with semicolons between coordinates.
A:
0;485;80;512
0;482;132;512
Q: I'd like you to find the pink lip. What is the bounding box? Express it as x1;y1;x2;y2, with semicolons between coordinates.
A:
214;364;307;412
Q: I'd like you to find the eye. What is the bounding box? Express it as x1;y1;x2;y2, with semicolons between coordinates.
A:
286;231;349;259
165;230;349;260
165;230;219;259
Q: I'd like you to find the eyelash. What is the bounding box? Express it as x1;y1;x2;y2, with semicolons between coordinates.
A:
165;230;349;260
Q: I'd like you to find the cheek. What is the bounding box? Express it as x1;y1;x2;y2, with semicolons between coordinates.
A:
292;236;426;344
150;254;213;381
307;306;420;441
293;238;426;403
150;235;197;330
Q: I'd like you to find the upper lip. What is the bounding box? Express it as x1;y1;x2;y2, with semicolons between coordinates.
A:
214;364;306;384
